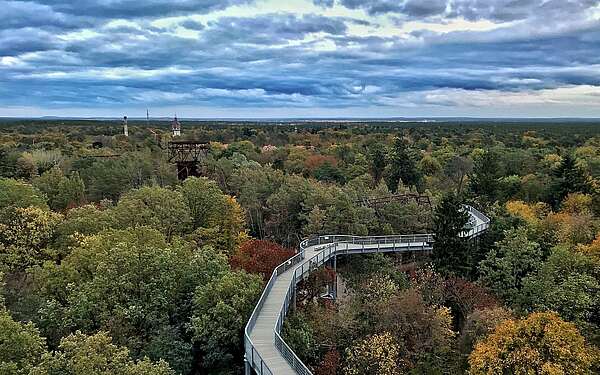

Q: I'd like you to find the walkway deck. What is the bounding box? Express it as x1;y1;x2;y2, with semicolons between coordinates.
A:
245;205;490;375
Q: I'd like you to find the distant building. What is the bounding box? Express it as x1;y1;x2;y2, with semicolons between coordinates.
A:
262;145;277;152
123;116;128;137
172;115;181;137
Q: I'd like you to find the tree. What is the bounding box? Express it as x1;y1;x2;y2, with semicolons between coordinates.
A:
0;309;46;375
0;206;62;270
520;246;600;323
469;151;502;203
32;227;228;373
53;204;115;252
376;289;456;373
469;312;596;375
315;348;340;375
30;331;174;375
551;154;592;208
179;177;247;254
229;239;295;281
112;186;192;239
444;156;473;194
32;167;85;211
0;178;47;210
343;332;400;375
282;312;320;366
191;270;263;372
432;194;470;277
369;146;386;185
478;227;542;306
384;137;422;192
458;307;513;366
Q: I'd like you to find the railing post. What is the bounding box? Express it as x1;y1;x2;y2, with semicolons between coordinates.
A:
244;355;251;375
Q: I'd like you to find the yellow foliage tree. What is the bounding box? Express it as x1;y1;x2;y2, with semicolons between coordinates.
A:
561;193;593;215
505;200;550;225
343;332;400;375
576;232;600;260
469;312;596;375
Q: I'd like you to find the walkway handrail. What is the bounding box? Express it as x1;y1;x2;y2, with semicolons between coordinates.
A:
245;205;490;375
245;250;307;374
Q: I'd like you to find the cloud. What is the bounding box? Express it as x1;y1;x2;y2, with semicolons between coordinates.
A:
26;0;256;18
339;0;600;21
1;0;600;117
0;1;90;30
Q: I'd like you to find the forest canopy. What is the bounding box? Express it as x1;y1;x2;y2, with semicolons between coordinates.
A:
0;119;599;374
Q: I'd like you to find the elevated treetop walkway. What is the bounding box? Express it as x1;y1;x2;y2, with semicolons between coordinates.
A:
244;205;491;375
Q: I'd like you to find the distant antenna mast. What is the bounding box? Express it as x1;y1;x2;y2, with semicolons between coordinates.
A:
146;109;150;127
172;114;181;137
123;116;129;137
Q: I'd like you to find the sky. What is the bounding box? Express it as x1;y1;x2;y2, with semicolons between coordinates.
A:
1;0;600;118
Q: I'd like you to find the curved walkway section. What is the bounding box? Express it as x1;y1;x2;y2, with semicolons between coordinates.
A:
245;205;490;375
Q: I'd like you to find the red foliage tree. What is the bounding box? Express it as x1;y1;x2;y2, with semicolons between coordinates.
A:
314;348;340;375
444;277;499;327
304;155;338;174
297;267;336;305
230;239;295;281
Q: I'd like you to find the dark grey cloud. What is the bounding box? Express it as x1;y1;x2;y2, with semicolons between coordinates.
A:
339;0;600;21
0;28;58;55
26;0;255;18
0;1;89;30
313;0;335;7
180;20;205;31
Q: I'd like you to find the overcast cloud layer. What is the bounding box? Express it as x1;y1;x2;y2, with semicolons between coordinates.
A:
2;0;600;118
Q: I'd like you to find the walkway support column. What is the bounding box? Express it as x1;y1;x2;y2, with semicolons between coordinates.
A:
333;254;337;299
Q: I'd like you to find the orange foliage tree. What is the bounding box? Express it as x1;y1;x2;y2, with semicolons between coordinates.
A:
229;239;295;281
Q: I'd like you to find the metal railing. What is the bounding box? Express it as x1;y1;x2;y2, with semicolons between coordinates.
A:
244;205;490;375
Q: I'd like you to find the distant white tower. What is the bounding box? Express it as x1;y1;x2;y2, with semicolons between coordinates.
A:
172;114;181;137
123;116;129;137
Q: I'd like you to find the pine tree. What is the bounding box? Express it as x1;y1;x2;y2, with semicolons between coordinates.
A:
433;194;470;277
385;137;422;192
551;154;592;208
469;151;502;203
369;146;386;185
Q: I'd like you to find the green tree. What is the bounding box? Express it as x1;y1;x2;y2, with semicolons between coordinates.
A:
369;146;386;185
32;167;85;211
191;270;262;372
469;151;502;203
432;194;470;277
479;227;542;306
0;206;62;270
30;331;174;375
179;177;247;254
0;309;46;375
520;246;600;323
551;154;592;208
0;178;47;210
385;138;422;192
33;227;228;372
112;186;192;239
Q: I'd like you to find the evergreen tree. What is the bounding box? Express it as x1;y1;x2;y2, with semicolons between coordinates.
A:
551;154;592;208
369;146;386;185
385;138;422;192
433;194;470;277
469;151;502;203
